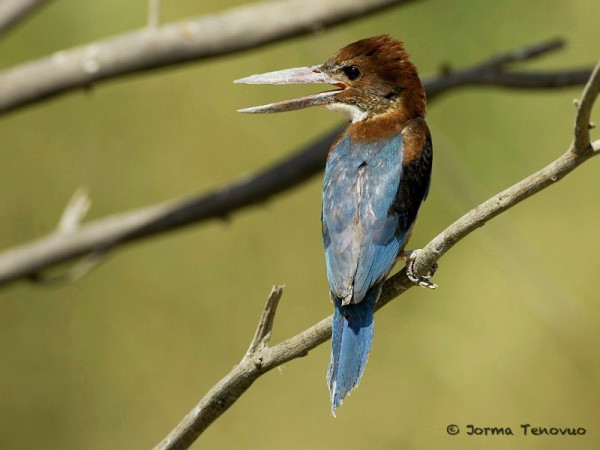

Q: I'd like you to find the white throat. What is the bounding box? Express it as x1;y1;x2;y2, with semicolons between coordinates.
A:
325;102;368;123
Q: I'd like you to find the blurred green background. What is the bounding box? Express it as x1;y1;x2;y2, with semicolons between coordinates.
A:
1;1;599;449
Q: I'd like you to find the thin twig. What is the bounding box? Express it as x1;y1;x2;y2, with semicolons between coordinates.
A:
0;0;50;36
58;186;91;234
0;0;414;115
484;37;565;67
573;60;600;152
246;285;284;355
147;0;161;28
0;40;594;289
155;60;600;449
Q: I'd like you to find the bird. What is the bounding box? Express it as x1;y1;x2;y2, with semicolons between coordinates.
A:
235;35;435;414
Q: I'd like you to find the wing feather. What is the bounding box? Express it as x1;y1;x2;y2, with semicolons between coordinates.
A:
322;133;407;304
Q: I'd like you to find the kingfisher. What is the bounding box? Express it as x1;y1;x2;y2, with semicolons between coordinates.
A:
235;35;435;414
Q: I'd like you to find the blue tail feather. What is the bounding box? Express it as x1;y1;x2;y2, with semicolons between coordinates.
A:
327;284;380;415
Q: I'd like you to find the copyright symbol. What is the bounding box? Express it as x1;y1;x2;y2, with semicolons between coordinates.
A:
447;424;459;435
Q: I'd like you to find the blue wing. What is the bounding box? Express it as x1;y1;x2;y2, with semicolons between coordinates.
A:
322;132;409;304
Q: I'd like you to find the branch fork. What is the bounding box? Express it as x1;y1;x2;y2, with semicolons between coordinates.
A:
155;285;290;450
30;187;110;285
245;285;284;362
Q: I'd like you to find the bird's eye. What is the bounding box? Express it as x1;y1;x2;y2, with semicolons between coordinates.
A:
342;65;361;81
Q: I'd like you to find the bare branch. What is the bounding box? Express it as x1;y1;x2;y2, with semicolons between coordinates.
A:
0;0;415;115
482;37;565;67
155;60;600;449
0;0;50;36
425;38;591;101
0;40;595;289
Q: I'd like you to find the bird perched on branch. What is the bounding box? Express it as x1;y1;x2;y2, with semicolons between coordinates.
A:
236;35;435;414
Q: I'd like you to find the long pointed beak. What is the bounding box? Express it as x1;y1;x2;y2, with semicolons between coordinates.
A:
234;65;344;114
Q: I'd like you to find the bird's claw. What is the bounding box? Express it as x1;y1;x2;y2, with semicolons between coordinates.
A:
421;262;438;279
405;249;438;289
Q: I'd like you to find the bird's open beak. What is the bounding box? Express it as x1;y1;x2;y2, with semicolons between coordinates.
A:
235;65;344;114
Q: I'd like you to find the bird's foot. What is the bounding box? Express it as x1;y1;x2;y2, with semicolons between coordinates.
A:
404;249;438;289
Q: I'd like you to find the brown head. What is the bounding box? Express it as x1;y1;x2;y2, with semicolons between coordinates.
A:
320;35;426;122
